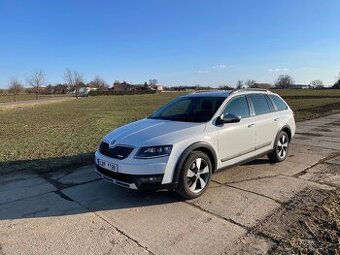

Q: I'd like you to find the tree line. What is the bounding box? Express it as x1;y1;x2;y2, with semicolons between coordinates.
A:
234;74;335;90
2;69;111;101
169;73;340;92
2;69;163;101
2;71;340;101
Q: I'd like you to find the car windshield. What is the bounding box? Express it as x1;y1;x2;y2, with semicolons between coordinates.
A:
149;96;225;122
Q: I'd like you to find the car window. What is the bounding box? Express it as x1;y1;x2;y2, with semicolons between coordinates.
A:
223;96;250;118
269;95;288;111
249;94;270;115
265;95;276;112
160;99;191;117
149;97;225;122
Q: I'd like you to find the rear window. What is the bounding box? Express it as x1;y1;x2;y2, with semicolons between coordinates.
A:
249;94;270;115
269;95;288;111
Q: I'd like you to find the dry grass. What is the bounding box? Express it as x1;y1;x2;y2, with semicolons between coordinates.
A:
0;94;70;103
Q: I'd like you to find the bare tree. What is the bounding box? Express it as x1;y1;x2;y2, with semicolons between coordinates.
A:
149;79;158;86
309;80;324;89
219;85;233;90
27;70;46;100
236;80;244;89
274;75;294;89
8;78;24;102
245;80;256;88
64;68;84;99
90;75;108;90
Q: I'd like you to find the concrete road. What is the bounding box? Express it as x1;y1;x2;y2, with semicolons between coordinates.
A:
1;114;340;255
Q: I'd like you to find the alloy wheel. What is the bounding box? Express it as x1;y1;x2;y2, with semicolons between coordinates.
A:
186;158;210;193
277;134;288;159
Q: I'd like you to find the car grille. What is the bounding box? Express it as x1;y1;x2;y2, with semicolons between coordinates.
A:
99;142;134;160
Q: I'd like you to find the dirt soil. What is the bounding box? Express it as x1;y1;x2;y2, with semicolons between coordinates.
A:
296;102;340;116
257;188;340;255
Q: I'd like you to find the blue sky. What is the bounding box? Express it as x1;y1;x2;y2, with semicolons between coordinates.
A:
0;0;340;88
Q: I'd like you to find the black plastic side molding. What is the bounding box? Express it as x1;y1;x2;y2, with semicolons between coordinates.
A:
172;142;217;186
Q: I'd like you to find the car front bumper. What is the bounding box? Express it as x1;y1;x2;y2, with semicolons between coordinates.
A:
94;151;176;190
95;164;176;190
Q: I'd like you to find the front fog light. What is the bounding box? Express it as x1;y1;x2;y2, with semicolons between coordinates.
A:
139;176;163;183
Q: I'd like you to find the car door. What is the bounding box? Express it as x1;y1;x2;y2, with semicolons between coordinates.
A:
217;95;256;162
248;93;279;150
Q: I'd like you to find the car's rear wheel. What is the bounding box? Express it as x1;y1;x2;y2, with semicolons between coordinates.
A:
175;151;212;199
268;130;289;163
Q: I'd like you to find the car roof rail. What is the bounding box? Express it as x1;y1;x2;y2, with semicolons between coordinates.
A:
230;88;269;94
192;90;215;93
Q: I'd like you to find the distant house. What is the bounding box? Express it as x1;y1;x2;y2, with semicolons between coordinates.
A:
86;86;98;93
133;84;147;91
290;84;309;89
71;86;97;96
113;81;130;91
156;85;164;91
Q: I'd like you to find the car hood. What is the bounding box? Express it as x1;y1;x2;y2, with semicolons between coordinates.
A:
103;118;206;147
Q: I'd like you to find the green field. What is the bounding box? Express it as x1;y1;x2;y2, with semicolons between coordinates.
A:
0;93;185;174
1;90;340;174
274;89;340;97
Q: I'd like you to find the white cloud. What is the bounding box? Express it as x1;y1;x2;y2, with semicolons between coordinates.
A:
194;70;210;74
212;64;227;69
301;67;320;71
194;64;228;74
267;68;289;72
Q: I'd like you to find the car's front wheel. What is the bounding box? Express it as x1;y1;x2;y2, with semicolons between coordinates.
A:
268;130;290;163
175;151;212;199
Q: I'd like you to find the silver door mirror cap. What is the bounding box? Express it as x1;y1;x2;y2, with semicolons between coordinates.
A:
216;113;241;125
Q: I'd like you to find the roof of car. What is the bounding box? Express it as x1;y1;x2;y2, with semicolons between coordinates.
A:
185;88;273;98
185;90;230;98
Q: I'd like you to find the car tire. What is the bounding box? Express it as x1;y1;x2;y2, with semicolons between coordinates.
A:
175;151;212;199
268;130;290;163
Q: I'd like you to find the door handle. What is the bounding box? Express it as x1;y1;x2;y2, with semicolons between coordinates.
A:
248;123;255;128
274;118;280;121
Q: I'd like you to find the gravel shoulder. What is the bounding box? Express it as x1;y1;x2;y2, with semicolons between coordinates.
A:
266;188;340;255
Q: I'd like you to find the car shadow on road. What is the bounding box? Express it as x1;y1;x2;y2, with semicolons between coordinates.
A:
0;154;183;221
244;158;273;166
0;152;95;176
0;153;276;221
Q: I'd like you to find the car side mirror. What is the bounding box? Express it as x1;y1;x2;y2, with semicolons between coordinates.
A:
216;113;241;125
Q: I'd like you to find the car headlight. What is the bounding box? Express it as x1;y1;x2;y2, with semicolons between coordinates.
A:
135;145;173;159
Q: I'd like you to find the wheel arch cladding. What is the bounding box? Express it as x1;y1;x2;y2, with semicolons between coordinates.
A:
273;125;292;149
172;142;217;186
193;147;216;172
281;126;292;141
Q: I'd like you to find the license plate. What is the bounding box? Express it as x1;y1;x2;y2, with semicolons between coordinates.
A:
97;159;118;172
